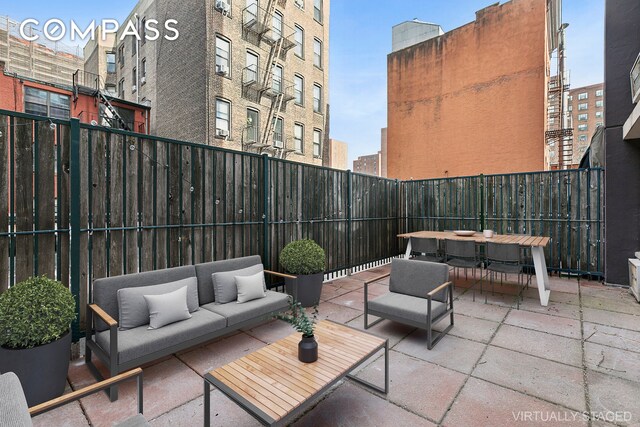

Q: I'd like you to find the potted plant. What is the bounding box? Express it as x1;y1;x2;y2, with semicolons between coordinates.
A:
0;276;76;406
279;239;326;307
276;299;319;363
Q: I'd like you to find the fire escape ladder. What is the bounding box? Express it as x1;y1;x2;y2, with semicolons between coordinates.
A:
98;92;131;131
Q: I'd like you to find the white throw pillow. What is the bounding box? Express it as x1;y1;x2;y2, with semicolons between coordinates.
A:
235;272;267;303
143;286;191;329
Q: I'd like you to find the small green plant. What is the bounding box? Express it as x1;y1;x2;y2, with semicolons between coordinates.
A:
279;239;326;275
276;299;318;338
0;276;76;349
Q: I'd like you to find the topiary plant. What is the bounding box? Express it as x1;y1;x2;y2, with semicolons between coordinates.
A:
279;239;326;275
0;276;76;349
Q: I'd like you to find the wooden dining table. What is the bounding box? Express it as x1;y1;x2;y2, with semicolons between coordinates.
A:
397;231;551;306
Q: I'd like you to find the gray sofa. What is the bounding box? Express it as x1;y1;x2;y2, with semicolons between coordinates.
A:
85;255;292;401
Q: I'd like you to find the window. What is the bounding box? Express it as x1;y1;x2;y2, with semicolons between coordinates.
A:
216;36;230;74
578;103;588;111
294;74;304;105
549;117;555;125
578;113;588;121
216;98;231;133
141;58;147;79
132;67;137;87
294;25;304;57
105;84;117;96
246;108;259;142
314;0;322;23
578;135;588;142
577;124;588;131
313;83;322;113
118;78;125;98
141;18;146;45
273;117;283;147
24;87;70;119
131;34;136;56
595;111;603;118
568;95;573;101
568;105;572;111
313;38;322;68
246;50;259;82
272;65;283;93
595;89;603;97
595;100;603;108
313;129;321;157
578;92;588;100
106;52;116;73
295;0;304;9
294;123;303;152
118;44;125;67
245;0;258;21
596;122;603;126
272;11;283;41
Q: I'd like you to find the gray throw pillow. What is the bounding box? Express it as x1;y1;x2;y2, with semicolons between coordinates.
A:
144;286;191;329
235;272;267;303
211;264;265;304
117;276;199;330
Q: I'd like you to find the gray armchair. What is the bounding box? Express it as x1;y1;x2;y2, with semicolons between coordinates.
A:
0;368;147;427
364;259;454;349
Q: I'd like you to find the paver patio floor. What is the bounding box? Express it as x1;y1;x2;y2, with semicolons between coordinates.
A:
33;265;640;427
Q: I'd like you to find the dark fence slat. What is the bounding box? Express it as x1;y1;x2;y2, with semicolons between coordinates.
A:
0;116;8;292
14;118;34;283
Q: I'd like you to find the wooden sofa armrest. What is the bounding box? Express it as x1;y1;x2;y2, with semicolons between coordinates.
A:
364;272;390;285
29;368;143;417
427;281;453;298
88;303;118;328
264;269;297;280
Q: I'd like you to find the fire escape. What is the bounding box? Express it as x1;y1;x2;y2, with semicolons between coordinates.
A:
241;0;296;158
72;70;131;131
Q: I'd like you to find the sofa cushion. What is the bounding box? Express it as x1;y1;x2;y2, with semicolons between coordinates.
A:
212;264;265;304
117;277;199;330
389;259;449;302
195;255;263;305
144;286;191;329
236;272;267;303
96;310;226;365
202;290;289;327
93;265;197;332
368;292;447;325
0;372;32;427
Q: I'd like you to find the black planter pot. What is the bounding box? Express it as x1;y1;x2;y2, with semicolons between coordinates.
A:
0;331;71;406
298;335;318;363
285;272;324;307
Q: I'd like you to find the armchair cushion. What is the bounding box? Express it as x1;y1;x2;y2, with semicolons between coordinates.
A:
0;372;32;427
389;259;449;302
368;293;447;324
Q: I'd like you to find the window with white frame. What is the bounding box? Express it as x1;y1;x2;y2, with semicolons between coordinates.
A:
578;103;588;110
272;11;283;40
246;50;259;82
272;65;283;93
294;25;304;57
578;135;587;142
24;87;70;119
596;122;603;126
577;124;588;131
216;98;231;134
313;83;322;113
132;67;137;91
216;36;231;74
578;92;588;100
294;74;304;105
313;129;321;157
313;38;322;68
314;0;322;23
294;123;303;152
106;52;116;73
595;100;603;108
273;117;283;147
595;89;603;97
246;108;259;142
595;111;603;118
578;113;588;121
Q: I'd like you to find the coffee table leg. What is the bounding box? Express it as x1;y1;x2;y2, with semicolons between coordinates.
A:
347;339;389;394
204;381;210;427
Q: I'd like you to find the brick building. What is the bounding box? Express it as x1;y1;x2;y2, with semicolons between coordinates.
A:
387;0;562;180
328;138;348;170
353;152;381;176
85;0;330;166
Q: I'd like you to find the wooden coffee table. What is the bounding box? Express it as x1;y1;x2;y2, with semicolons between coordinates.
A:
203;320;389;426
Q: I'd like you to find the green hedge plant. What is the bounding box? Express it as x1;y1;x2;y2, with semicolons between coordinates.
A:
0;276;76;349
279;239;326;275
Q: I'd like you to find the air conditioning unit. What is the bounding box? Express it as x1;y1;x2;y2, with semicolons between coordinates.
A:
631;51;640;104
630;258;640;303
295;0;304;8
216;0;231;14
141;76;146;84
274;140;284;148
216;64;228;76
216;128;229;138
132;85;137;93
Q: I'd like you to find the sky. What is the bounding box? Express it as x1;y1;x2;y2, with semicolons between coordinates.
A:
2;0;605;164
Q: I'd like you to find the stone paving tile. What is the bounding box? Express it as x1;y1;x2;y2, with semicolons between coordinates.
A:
472;346;586;412
545;276;580;294
319;283;353;301
581;294;640;316
345;314;415;347
581;283;633;301
313;301;362;324
587;370;640;427
517;297;582;320
292;382;436;427
356;281;389;297
452;297;511;322
504;310;582;339
583;307;640;332
491;324;582;367
356;350;467;423
442;377;588;427
434;313;500;343
243;319;296;344
32;382;89;427
324;277;367;291
457;288;519;308
329;289;366;310
394;332;486;374
584;342;640;383
68;357;203;427
150;391;259;427
584;322;640;354
523;287;581;305
178;332;267;375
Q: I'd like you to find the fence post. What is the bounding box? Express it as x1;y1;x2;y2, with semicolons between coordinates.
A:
479;174;485;231
347;170;352;275
262;154;270;270
69;118;81;341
